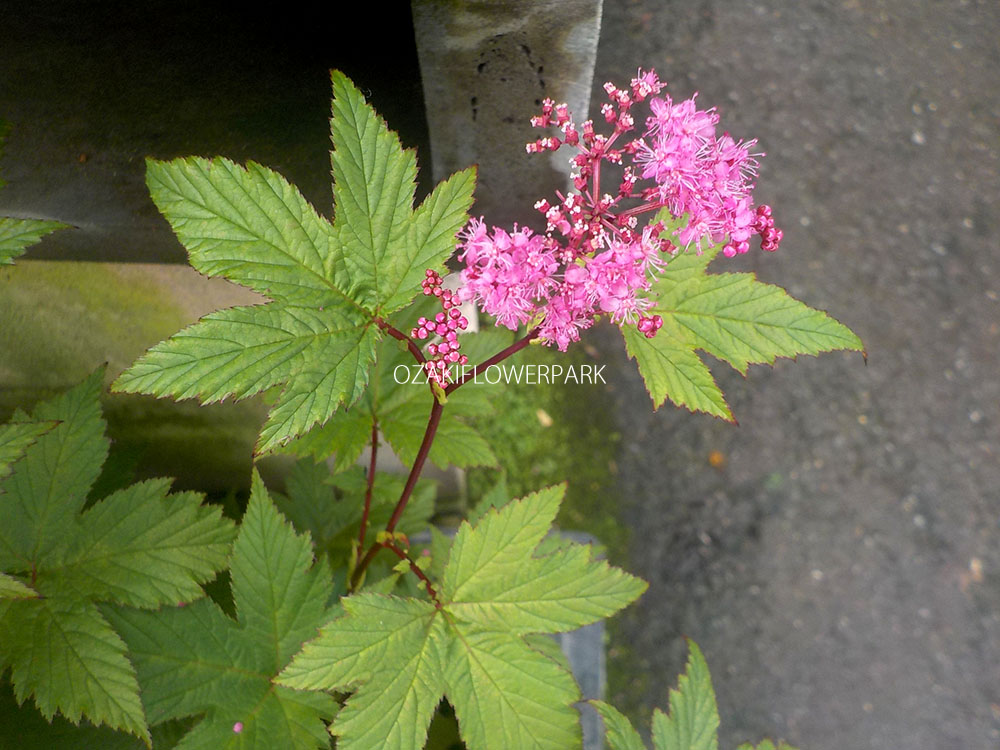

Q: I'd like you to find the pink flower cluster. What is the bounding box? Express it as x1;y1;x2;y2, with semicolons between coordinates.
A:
410;270;470;385
635;94;763;256
450;67;782;352
456;219;665;351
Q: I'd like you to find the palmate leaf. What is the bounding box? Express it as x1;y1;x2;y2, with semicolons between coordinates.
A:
113;73;475;454
0;372;236;744
105;471;337;750
626;231;863;419
278;485;647;750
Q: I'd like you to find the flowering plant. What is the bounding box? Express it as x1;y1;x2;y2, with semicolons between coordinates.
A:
0;71;859;749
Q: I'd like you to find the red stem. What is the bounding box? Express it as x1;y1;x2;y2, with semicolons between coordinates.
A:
382;540;442;609
358;420;378;552
349;327;539;591
618;200;665;220
444;327;540;394
350;398;443;590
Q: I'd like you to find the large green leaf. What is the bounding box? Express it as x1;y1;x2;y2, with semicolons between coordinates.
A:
114;156;380;454
627;239;863;417
279;484;647;750
42;479;234;608
0;373;236;743
115;73;475;454
105;472;337;749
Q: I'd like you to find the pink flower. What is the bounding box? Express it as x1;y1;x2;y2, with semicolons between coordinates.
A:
453;67;783;353
457;219;558;330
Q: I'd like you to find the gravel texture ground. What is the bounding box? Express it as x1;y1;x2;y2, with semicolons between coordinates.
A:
595;2;1000;748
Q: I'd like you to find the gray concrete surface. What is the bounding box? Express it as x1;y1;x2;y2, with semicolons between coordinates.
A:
594;2;1000;749
1;2;998;749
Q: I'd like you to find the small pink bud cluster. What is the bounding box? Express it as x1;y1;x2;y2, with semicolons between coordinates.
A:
722;204;782;257
636;314;663;338
755;204;782;252
411;270;469;386
455;67;785;352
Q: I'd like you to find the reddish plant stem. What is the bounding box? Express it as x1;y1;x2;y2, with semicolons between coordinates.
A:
376;318;426;364
381;540;442;609
350;326;539;591
444;327;541;395
350;398;443;590
618;200;665;220
357;420;379;553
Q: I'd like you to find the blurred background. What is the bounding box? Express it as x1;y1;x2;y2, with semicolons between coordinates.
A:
1;1;998;748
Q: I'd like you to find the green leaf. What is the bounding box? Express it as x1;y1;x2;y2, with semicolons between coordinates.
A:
591;700;646;750
279;485;646;750
281;325;505;470
0;572;38;600
0;120;69;263
0;420;56;480
144;157;348;306
737;741;799;750
443;485;647;634
0;372;236;742
0;681;193;750
117;72;476;453
650;640;719;750
0;217;69;265
628;239;863;418
661;269;865;374
105;470;337;749
121;153;377;453
0;598;148;744
273;460;434;572
0;369;109;569
330;71;475;313
623;321;731;419
41;478;234;608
